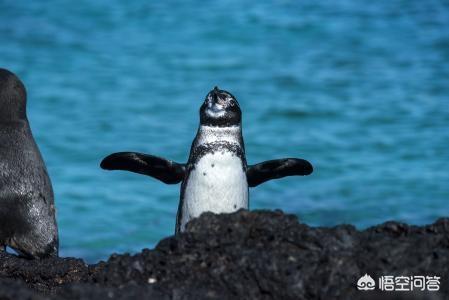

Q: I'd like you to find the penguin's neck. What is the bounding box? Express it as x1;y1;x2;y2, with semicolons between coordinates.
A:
195;125;242;146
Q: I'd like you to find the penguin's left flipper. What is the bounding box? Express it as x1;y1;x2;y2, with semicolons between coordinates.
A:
100;152;185;184
247;158;313;187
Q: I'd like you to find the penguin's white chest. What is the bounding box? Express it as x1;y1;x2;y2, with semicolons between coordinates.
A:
181;151;248;231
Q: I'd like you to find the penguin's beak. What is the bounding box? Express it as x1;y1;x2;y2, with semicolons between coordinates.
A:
207;86;225;106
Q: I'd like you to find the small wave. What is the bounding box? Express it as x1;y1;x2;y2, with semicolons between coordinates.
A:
267;108;340;119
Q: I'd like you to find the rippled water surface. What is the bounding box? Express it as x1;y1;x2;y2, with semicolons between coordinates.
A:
1;1;448;262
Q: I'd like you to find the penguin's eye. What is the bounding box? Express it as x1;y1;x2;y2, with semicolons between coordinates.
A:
229;98;240;108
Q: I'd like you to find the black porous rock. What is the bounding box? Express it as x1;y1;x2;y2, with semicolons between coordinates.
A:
0;210;448;299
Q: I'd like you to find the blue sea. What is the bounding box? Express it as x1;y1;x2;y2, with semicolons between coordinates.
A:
1;1;448;262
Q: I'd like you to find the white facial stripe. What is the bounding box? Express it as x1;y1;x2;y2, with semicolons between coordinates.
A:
196;125;241;145
205;107;226;118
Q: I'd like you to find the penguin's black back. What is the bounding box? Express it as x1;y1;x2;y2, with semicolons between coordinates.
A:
0;68;58;258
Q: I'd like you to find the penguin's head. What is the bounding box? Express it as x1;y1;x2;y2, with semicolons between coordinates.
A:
200;87;241;127
0;68;27;120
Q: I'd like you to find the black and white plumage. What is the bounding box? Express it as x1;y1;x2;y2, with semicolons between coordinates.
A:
101;87;313;233
0;69;58;258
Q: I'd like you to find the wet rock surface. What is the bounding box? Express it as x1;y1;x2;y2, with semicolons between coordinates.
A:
0;210;448;299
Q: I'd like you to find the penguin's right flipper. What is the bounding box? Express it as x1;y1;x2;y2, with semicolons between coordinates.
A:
247;158;313;187
100;152;185;184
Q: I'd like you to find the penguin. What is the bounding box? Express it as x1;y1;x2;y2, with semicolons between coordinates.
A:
0;68;58;258
101;87;313;233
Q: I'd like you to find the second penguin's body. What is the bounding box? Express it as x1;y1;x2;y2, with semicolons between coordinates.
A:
0;69;58;258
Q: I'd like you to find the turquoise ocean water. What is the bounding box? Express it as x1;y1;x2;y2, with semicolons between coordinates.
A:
1;1;448;262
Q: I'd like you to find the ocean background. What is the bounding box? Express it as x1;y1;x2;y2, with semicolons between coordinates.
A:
0;1;448;262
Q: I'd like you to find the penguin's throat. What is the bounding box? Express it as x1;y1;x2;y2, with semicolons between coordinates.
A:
196;125;242;146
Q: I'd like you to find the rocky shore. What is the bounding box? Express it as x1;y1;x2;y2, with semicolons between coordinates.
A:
0;210;447;299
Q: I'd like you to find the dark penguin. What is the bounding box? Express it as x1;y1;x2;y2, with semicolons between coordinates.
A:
0;69;58;258
101;87;313;233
